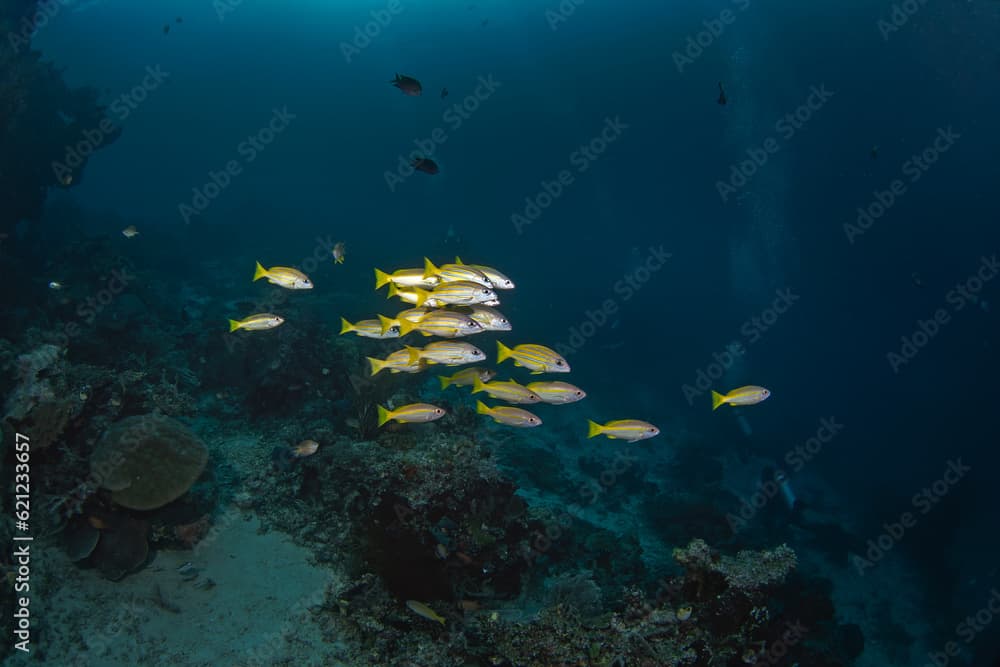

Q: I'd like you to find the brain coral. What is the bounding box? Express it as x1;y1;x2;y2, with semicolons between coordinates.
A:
90;414;208;510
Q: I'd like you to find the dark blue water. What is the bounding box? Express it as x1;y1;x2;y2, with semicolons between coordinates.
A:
3;0;1000;665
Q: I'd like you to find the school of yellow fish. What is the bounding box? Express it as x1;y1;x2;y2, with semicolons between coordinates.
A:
229;253;770;441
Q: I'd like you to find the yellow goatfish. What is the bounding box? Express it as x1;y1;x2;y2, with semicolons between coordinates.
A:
340;317;400;339
711;385;771;410
476;401;542;427
454;257;514;289
423;257;492;287
228;313;284;332
496;341;569;374
471;377;541;404
253;261;313;289
406;600;446;625
374;267;439;290
377;403;446;426
587;419;660;442
438;367;495;389
526;381;587;404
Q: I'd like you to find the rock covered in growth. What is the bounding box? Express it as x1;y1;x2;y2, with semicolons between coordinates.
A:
90;414;208;510
3;343;62;420
673;537;797;591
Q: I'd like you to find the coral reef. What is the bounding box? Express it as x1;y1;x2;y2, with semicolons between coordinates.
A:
89;414;208;510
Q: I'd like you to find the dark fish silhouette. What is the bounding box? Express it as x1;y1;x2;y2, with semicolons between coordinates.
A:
391;73;422;96
441;87;449;100
411;156;439;175
870;145;879;159
163;24;170;35
717;82;727;105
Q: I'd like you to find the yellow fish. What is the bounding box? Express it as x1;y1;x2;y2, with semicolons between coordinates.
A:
476;400;542;427
377;403;446;426
471;377;541;404
587;419;660;442
391;310;483;338
526;381;587;404
368;350;427;375
387;283;445;308
438;367;495;389
423;257;492;287
228;313;284;332
406;600;446;625
374;267;439;290
376;308;432;334
461;305;511;331
340;317;400;339
253;261;313;289
711;385;771;410
496;341;569;374
406;341;485;366
454;257;514;289
121;225;139;238
413;281;496;307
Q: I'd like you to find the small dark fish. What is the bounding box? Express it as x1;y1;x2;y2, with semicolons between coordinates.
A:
411;156;439;175
717;82;727;105
441;87;449;100
871;145;879;159
163;24;170;35
176;16;183;23
481;18;489;27
391;73;422;96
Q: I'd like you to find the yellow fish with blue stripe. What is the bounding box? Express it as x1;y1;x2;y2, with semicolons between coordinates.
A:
253;261;313;289
406;341;485;366
711;385;771;410
387;283;445;308
340;317;400;339
496;341;569;373
438;367;495;389
413;281;496;307
368;350;427;376
377;403;446;426
460;305;511;332
454;257;515;289
423;257;492;287
387;310;483;338
406;600;446;625
476;400;542;427
377;308;432;334
374;267;439;290
587;419;660;442
526;381;587;404
228;313;284;332
471;377;541;404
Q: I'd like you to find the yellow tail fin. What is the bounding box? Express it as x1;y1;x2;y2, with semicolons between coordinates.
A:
377;314;396;335
413;287;430;307
711;390;726;411
439;375;453;390
423;257;439;280
228;319;242;332
454;256;464;265
253;261;267;282
387;283;399;299
374;268;391;289
377;405;392;427
475;400;491;415
587;420;603;439
405;345;422;366
396;318;416;336
368;356;386;376
471;377;486;395
496;340;513;363
339;317;354;335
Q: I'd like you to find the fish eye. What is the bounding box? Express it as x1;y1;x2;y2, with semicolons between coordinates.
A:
555;360;564;366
